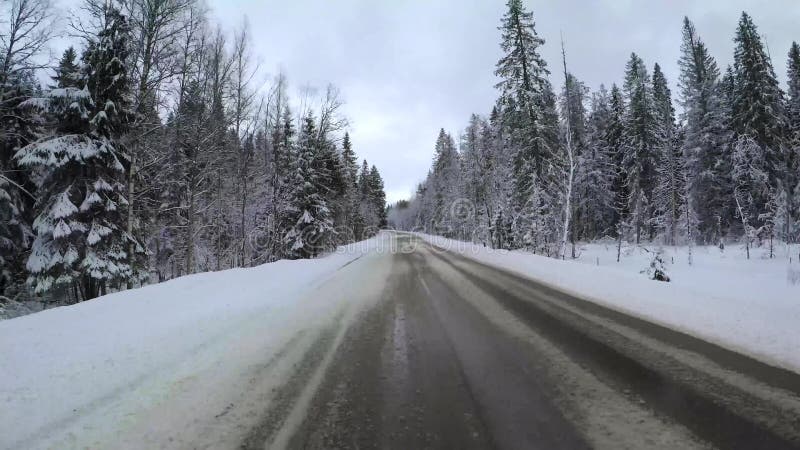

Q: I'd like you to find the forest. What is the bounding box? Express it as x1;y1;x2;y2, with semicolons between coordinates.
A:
0;0;387;305
391;0;800;263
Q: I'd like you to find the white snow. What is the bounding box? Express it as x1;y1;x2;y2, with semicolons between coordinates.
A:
52;219;72;239
51;192;78;220
0;232;394;449
415;233;800;373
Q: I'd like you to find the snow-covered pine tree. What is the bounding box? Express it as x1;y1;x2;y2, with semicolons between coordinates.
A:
678;17;732;245
732;135;770;259
428;129;461;237
606;84;629;243
579;85;615;240
284;112;334;258
51;47;81;89
15;2;144;300
0;0;54;298
0;71;38;298
339;132;364;242
265;89;298;260
732;12;787;202
760;187;790;258
368;165;387;229
459;115;485;239
651;63;686;246
494;0;557;247
357;159;377;235
786;42;800;242
622;53;659;243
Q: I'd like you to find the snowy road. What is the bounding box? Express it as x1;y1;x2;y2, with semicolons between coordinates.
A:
4;233;800;449
255;233;800;450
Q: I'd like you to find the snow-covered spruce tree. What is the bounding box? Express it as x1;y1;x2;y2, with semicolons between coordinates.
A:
357;159;378;235
579;85;615;240
732;135;770;259
732;12;787;207
463;113;501;244
265;86;298;260
494;0;558;248
0;0;55;297
368;165;387;229
678;17;733;245
15;3;144;300
316;137;347;242
339;132;364;242
651;63;686;246
51;47;81;89
284;112;334;259
786;42;800;243
760;187;790;258
606;84;629;241
621;53;659;244
0;71;39;297
429;129;462;237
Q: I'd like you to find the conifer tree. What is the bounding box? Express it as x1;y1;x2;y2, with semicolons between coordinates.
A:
651;63;685;245
606;84;628;236
679;17;732;244
732;12;786;186
339;132;363;241
15;2;143;300
786;42;800;241
52;47;80;89
368;165;387;229
622;53;659;243
494;0;556;233
284;113;333;258
579;85;614;239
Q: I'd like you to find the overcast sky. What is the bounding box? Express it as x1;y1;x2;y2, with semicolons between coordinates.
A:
55;0;800;203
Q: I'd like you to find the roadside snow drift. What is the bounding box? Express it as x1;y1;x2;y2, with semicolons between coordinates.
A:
0;233;394;449
416;233;800;374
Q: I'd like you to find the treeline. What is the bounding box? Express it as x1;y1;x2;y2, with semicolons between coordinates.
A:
0;0;386;304
392;0;800;261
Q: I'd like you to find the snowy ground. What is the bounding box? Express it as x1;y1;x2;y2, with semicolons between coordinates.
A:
0;233;394;449
415;233;800;374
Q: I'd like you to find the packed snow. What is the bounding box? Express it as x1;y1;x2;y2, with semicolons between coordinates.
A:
415;233;800;373
0;233;394;449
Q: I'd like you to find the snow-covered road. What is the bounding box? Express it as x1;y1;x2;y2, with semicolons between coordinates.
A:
2;232;799;449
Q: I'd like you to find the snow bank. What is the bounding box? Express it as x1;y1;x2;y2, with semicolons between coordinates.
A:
0;233;393;449
415;233;800;373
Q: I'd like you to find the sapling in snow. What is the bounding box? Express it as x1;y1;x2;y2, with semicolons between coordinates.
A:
641;247;671;282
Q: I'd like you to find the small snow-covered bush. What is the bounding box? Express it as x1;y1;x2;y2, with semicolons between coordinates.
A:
642;250;671;282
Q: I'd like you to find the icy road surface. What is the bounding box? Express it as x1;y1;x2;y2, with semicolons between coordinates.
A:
3;233;800;449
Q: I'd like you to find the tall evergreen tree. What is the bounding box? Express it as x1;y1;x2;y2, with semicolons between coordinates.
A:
284;112;333;258
579;85;615;239
651;63;686;245
786;42;800;242
339;132;363;240
494;0;556;230
606;84;628;235
368;165;387;229
679;17;732;244
52;47;80;89
15;2;143;300
731;12;786;188
0;71;38;297
622;53;659;243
